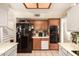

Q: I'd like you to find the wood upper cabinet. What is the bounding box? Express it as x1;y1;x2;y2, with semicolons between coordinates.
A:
33;20;48;31
33;38;41;50
41;21;48;30
48;18;60;26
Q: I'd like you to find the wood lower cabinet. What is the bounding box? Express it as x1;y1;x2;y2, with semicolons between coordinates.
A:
33;37;49;50
49;43;59;50
33;38;41;50
59;46;73;56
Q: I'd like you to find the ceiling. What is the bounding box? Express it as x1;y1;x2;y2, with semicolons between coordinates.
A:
10;3;74;19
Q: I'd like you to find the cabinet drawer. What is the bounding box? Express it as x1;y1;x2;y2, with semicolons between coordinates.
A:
33;38;41;50
61;47;68;55
0;53;5;56
9;50;17;56
67;52;73;56
50;44;59;50
5;45;17;56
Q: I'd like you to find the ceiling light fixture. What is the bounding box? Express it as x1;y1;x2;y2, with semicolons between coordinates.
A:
23;3;52;9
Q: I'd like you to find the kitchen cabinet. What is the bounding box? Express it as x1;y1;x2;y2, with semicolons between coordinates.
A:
7;9;16;30
0;43;17;56
33;37;49;50
0;5;16;42
0;53;5;56
67;5;79;31
33;38;41;50
0;5;16;30
48;19;60;26
33;20;48;31
7;9;16;42
59;46;73;56
50;44;59;50
5;45;17;56
0;8;8;26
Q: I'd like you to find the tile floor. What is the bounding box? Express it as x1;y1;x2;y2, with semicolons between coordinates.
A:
17;50;59;56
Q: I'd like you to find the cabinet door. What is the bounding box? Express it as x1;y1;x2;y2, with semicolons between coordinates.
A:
49;19;60;26
67;5;79;31
0;53;5;56
59;46;67;56
33;38;41;50
5;45;17;56
50;44;59;50
0;9;7;26
59;46;62;56
7;9;16;30
67;52;73;56
9;50;17;56
7;9;16;42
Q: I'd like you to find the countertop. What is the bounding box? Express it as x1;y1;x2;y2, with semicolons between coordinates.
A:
0;43;18;55
32;35;49;38
59;43;79;56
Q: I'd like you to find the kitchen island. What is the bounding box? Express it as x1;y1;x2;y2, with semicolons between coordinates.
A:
0;43;18;56
59;43;79;56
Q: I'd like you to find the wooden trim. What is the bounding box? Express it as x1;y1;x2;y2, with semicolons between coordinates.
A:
23;3;27;8
48;3;52;9
23;3;52;9
37;3;38;8
48;18;60;20
59;18;61;43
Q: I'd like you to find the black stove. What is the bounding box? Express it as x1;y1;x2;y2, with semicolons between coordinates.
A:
72;51;79;56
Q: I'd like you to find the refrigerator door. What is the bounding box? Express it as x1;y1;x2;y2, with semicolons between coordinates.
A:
16;23;32;53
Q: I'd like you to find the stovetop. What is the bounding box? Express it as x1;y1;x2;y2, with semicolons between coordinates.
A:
72;51;79;56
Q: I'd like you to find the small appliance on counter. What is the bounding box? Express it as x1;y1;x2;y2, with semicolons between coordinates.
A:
38;31;47;37
71;32;79;46
71;32;77;44
38;32;43;37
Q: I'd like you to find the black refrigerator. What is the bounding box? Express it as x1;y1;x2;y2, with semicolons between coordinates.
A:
50;26;59;43
16;23;33;53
